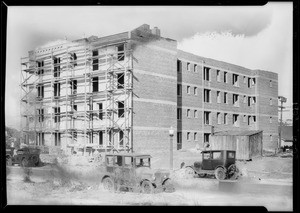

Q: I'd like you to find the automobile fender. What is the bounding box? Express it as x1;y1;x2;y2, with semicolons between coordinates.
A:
185;165;196;172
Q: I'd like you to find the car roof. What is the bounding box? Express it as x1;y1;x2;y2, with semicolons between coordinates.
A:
105;153;152;158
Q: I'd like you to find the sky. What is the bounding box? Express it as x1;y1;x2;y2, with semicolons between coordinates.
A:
5;3;293;129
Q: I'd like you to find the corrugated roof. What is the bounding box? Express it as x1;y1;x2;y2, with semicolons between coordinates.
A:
212;130;263;136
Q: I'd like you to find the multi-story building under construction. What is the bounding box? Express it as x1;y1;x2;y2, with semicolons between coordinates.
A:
20;24;278;155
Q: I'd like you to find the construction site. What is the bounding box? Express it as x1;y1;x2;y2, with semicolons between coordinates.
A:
20;24;279;156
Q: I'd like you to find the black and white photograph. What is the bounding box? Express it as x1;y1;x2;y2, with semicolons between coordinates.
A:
3;2;294;211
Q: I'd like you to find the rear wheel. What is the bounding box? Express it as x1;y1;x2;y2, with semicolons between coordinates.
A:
102;177;114;192
31;155;39;166
141;181;154;194
228;164;239;180
184;167;195;178
215;167;226;180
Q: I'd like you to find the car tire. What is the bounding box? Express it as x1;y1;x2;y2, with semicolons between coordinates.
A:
215;167;226;180
102;177;114;192
228;164;239;180
32;155;39;166
141;180;154;194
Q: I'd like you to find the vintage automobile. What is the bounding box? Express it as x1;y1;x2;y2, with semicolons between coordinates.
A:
100;153;175;193
184;150;240;180
6;147;40;167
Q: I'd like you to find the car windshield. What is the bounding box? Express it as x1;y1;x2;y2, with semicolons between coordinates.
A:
135;157;150;168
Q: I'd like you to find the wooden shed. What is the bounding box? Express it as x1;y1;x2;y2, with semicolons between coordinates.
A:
210;130;263;160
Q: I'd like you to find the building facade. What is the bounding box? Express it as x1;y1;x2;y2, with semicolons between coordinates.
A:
20;24;278;155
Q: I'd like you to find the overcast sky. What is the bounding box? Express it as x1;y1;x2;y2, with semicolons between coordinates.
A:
5;3;293;129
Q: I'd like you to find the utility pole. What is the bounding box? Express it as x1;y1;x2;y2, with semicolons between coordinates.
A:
278;96;287;153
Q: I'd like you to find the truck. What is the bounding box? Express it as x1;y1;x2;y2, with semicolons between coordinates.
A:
184;150;240;180
6;147;41;167
99;153;175;193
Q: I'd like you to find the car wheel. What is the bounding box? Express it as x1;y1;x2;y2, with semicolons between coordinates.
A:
6;157;12;166
184;167;195;178
141;180;154;194
102;177;114;192
21;158;29;167
215;167;226;180
198;173;206;178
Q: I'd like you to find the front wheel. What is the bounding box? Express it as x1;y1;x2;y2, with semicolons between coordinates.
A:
102;177;114;192
215;167;226;180
141;181;154;194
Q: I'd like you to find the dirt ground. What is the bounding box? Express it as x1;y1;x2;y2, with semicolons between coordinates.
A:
6;149;293;210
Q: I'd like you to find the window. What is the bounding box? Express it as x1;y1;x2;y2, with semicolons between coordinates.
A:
194;132;198;141
252;97;256;105
54;107;60;123
187;62;190;71
117;73;124;89
124;156;133;167
194;110;198;118
54;82;60;97
37;85;44;98
54;132;61;146
177;84;182;96
177;60;182;72
253;116;256;123
243;95;247;103
72;53;77;67
248;116;251;125
204;133;210;143
203;152;211;160
99;103;103;120
252;78;256;86
118;101;124;118
194;87;197;95
217;91;221;103
106;156;115;166
177;132;182;150
204;89;211;103
204;111;211;125
117;44;125;61
217;70;221;82
194;64;197;72
248;78;251;88
232;74;239;87
224;113;228;124
233;114;239;127
89;132;94;144
92;77;99;92
203;67;210;81
119;131;124;146
217;112;221;124
116;155;123;166
270;80;272;87
177;108;182;120
53;57;60;77
187;86;191;94
270;117;272;123
270;98;273;105
70;80;77;94
187;109;191;118
248;97;251;106
224;72;227;83
99;131;103;145
187;132;191;141
212;152;221;159
37;132;45;146
73;104;77;111
92;50;99;71
233;94;239;107
228;152;235;159
37;109;44;122
224;92;228;104
37;61;44;75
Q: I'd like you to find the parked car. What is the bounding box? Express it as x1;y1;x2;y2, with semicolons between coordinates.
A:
100;153;175;193
6;147;41;167
184;150;240;180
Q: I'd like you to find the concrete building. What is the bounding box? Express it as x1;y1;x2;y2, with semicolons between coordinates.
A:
20;24;278;155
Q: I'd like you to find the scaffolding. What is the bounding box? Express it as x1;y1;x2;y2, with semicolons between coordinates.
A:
20;39;133;155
